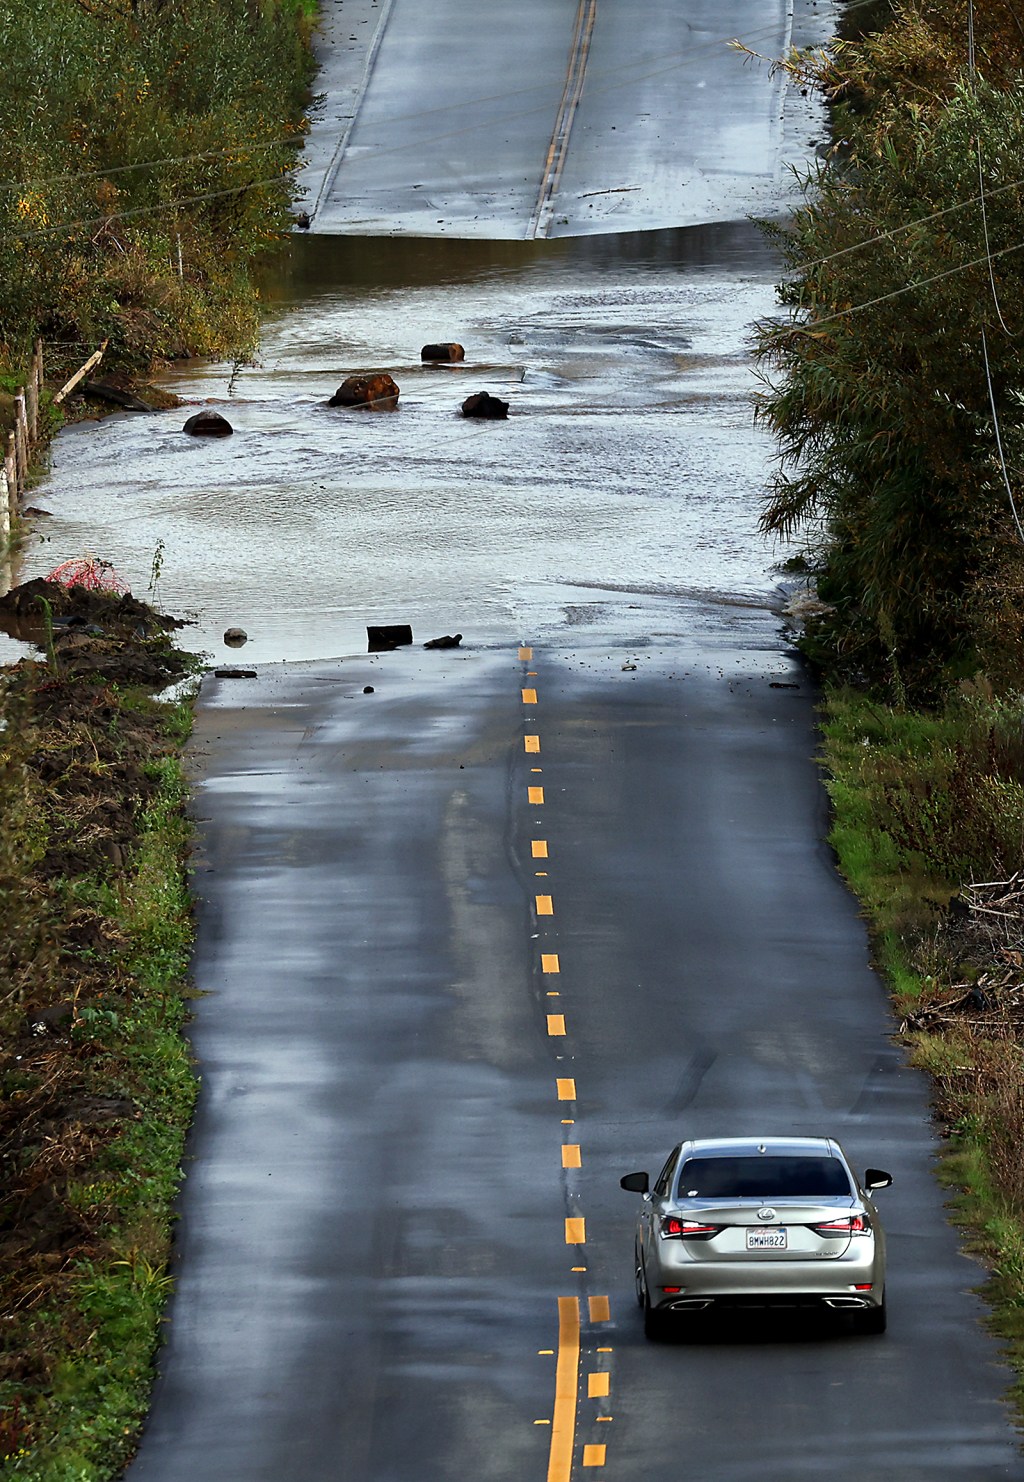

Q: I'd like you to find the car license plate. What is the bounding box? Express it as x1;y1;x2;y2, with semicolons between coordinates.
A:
746;1227;788;1250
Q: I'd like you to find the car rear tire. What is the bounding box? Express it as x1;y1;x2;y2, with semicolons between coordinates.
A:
854;1293;887;1335
638;1260;671;1341
643;1297;671;1341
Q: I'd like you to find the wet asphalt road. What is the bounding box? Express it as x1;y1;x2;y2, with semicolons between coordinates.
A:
125;641;1020;1480
19;3;1020;1472
305;0;830;236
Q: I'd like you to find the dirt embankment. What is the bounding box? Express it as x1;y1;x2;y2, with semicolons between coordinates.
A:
0;577;198;1466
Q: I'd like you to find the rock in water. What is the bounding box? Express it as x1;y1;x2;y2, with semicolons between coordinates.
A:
461;391;509;419
421;343;465;362
327;374;400;410
183;410;233;436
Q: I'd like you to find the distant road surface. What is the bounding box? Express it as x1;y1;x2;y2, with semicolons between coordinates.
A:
304;0;830;237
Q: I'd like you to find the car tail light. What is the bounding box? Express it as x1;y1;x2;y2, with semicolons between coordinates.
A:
810;1214;871;1237
661;1216;719;1240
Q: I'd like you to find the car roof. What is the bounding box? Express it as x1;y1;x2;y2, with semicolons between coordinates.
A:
679;1136;842;1160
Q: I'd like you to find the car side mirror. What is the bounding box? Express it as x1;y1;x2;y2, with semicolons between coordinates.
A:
620;1171;650;1195
864;1168;892;1191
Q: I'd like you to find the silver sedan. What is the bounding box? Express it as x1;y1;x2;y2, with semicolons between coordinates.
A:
621;1135;891;1338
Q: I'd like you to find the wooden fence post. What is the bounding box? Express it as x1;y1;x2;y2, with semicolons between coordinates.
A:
26;374;38;443
14;393;28;497
6;431;18;510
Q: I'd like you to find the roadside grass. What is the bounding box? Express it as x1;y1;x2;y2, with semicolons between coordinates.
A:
0;676;199;1480
821;683;1024;1414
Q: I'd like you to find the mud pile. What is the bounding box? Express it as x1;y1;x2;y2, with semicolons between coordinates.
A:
0;577;190;690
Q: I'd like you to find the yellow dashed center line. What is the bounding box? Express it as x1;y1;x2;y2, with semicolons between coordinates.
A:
519;646;612;1478
548;1297;580;1482
588;1295;611;1323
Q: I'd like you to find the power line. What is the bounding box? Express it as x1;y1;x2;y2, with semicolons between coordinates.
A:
792;235;1024;329
0;0;892;202
8;172;294;240
0;20;789;198
0;138;297;195
791;174;1024;278
965;0;1024;542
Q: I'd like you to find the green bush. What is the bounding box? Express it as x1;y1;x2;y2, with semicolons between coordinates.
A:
0;0;316;373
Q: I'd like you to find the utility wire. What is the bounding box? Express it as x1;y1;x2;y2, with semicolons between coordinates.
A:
8;173;294;240
0;20;790;197
0;0;895;203
965;0;1024;541
975;137;1016;335
798;235;1024;329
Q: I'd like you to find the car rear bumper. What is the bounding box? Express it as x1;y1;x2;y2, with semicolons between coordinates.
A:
656;1291;883;1314
650;1251;883;1307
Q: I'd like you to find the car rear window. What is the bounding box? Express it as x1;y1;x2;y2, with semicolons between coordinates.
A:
676;1155;852;1199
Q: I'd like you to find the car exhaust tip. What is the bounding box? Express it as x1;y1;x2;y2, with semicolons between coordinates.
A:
823;1297;870;1309
668;1298;713;1311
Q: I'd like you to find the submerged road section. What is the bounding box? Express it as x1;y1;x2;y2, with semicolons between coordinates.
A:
126;642;1019;1481
305;0;830;236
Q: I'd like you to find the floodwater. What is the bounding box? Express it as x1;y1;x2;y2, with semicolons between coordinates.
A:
10;222;795;666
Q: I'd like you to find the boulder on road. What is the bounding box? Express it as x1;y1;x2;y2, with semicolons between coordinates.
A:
421;343;465;362
183;410;233;437
461;391;509;419
424;633;462;649
328;374;400;410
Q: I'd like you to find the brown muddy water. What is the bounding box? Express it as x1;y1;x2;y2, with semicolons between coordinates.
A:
7;223;795;666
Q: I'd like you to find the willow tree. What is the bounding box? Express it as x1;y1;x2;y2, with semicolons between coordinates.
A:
757;55;1024;698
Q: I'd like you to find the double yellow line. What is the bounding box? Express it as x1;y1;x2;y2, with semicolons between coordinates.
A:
529;0;598;238
521;644;612;1478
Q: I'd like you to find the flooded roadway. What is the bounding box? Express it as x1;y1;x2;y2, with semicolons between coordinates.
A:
22;215;1008;1482
11;6;1022;1476
18;224;794;665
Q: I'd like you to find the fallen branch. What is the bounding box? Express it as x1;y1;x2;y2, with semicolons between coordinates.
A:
53;341;109;406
